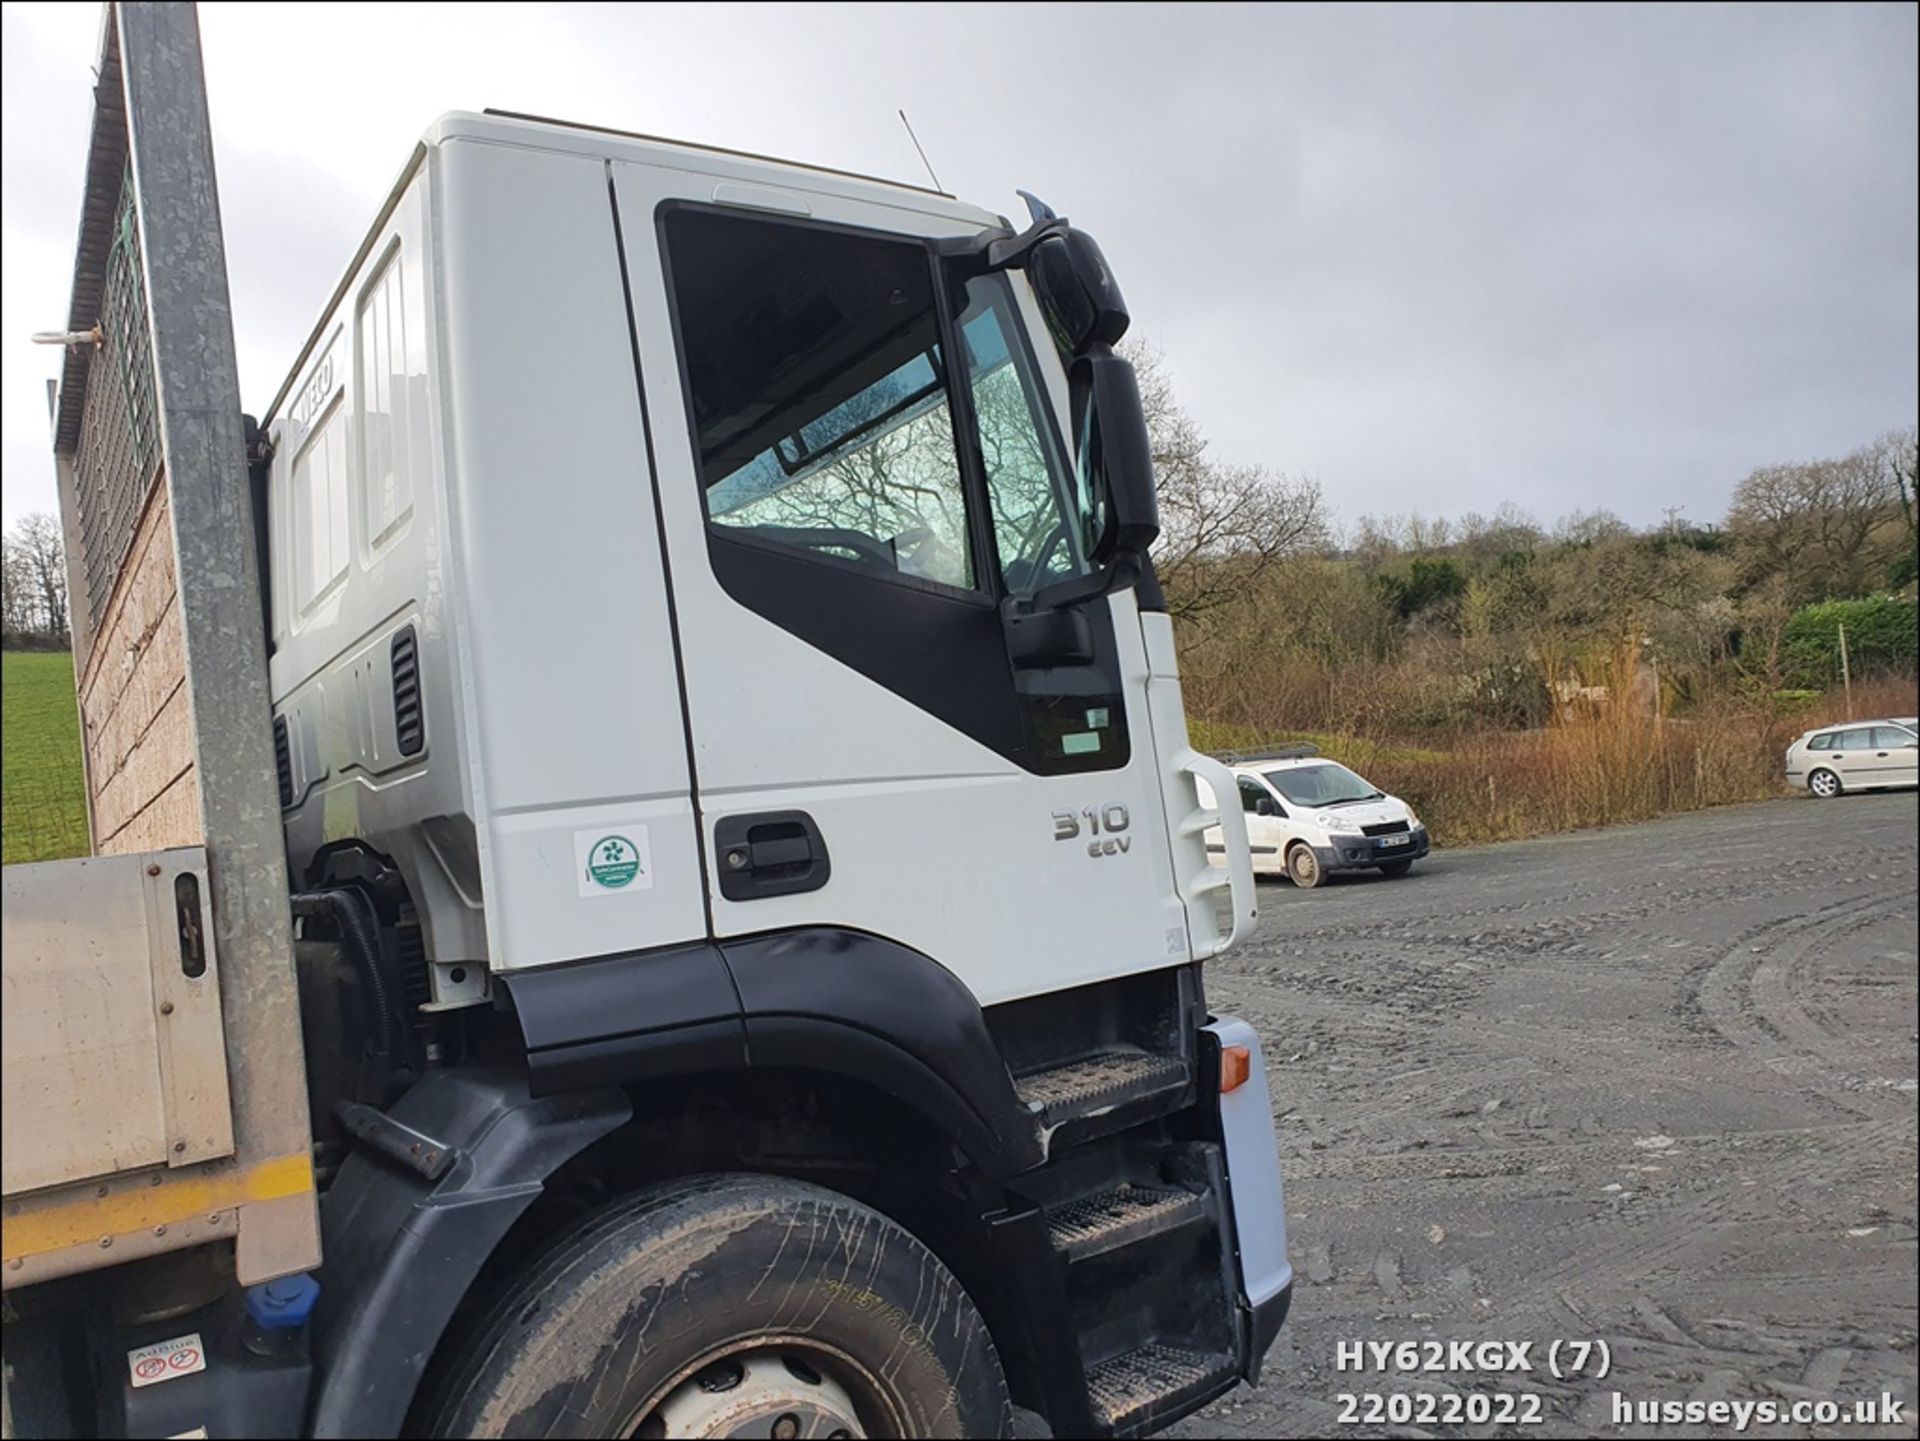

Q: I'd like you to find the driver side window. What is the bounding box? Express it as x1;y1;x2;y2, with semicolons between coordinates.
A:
1238;777;1272;814
664;208;977;592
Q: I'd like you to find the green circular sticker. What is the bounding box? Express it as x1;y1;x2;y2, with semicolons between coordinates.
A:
587;835;642;890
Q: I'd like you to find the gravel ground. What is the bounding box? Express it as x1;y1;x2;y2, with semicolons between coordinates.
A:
1179;792;1918;1439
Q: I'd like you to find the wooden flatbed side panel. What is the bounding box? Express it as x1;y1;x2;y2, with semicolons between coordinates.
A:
76;485;203;855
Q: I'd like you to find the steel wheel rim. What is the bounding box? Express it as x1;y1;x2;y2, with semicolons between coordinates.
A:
624;1335;901;1440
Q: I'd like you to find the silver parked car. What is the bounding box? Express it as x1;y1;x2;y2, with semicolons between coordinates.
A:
1785;717;1919;798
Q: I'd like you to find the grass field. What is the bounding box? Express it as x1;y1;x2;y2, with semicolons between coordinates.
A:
2;651;90;864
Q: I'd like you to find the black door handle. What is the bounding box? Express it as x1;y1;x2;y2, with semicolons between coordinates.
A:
715;811;831;900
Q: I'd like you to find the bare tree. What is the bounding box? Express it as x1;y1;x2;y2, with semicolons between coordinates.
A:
1554;508;1633;546
1123;340;1325;619
9;513;71;645
1457;503;1541;559
1866;425;1916;562
1728;449;1900;600
2;534;34;636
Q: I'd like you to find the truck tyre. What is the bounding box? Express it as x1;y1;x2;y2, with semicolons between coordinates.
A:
1286;843;1325;889
1807;767;1842;799
428;1174;1011;1440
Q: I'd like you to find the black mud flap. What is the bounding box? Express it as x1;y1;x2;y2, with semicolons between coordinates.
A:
305;1067;629;1438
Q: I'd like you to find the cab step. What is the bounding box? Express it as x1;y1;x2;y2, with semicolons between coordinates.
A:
1014;1048;1188;1128
1086;1343;1239;1436
1046;1184;1208;1264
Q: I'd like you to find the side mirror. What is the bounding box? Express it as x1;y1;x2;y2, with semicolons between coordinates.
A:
1071;352;1159;569
1028;229;1129;357
966;218;1160;615
1255;797;1277;817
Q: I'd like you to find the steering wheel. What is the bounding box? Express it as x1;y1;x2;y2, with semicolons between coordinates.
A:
735;525;899;571
1006;518;1075;595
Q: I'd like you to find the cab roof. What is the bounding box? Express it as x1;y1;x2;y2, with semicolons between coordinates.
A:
431;110;1004;230
266;109;1008;424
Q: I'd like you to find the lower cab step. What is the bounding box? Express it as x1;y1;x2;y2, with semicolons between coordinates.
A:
1015;1047;1188;1128
1086;1344;1239;1436
1046;1184;1207;1263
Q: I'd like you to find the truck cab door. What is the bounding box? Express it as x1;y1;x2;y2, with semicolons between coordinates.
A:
610;166;1193;1006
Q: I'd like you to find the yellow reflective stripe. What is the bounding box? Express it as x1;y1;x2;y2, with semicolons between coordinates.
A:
2;1153;312;1261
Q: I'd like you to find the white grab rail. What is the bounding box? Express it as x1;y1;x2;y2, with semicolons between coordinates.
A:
1173;748;1256;958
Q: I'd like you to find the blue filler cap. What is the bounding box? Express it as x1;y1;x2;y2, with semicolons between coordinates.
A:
245;1272;320;1331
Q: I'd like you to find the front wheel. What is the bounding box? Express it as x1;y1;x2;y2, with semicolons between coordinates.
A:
430;1175;1011;1439
1378;859;1413;878
1808;768;1842;799
1287;843;1326;889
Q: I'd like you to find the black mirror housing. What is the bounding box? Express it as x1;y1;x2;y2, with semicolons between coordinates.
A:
1030;229;1130;357
1072;352;1159;567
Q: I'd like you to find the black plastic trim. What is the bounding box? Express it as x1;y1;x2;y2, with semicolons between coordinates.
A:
389;624;424;757
499;928;1045;1178
307;1069;630;1438
272;713;293;807
504;943;746;1095
1245;1281;1293;1385
721;928;1043;1175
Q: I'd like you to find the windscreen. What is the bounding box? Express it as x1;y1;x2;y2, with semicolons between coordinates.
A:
1264;763;1383;807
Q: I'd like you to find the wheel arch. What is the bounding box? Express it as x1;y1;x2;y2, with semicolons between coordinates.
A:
311;930;1052;1437
500;929;1046;1178
411;1065;1047;1431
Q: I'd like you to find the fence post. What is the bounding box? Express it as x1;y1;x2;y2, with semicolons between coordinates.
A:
1838;621;1852;719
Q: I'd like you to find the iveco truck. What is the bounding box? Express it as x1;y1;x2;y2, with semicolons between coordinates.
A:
2;6;1285;1437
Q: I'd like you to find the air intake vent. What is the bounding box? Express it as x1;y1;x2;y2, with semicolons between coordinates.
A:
272;715;293;808
391;624;424;756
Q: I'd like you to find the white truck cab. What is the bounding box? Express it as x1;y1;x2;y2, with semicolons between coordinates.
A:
254;109;1286;1440
1202;747;1430;888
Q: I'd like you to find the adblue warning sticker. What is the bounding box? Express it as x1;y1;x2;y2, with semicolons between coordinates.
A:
128;1332;205;1388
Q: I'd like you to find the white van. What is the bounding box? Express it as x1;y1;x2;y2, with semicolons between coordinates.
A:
1201;749;1430;888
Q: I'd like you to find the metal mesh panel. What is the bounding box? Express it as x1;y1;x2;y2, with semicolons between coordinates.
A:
72;165;162;633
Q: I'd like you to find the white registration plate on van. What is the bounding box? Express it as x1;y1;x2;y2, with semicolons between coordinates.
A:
1378;835;1410;847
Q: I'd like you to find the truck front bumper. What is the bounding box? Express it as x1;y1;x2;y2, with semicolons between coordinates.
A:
1205;1015;1293;1381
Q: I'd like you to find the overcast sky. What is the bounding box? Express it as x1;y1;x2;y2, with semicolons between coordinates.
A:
2;1;1914;536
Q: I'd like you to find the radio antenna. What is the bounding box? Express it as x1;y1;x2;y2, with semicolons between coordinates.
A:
897;109;946;194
